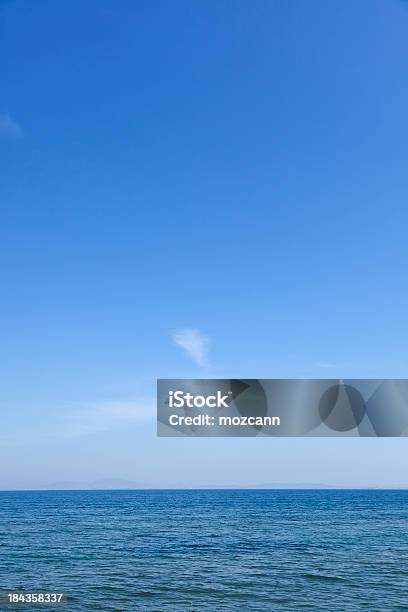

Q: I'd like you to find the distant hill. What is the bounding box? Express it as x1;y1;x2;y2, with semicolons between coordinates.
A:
13;480;407;491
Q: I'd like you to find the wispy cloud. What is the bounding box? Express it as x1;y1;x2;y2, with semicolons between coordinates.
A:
1;398;156;445
63;399;155;435
316;360;353;370
172;328;209;367
316;361;339;369
0;113;22;139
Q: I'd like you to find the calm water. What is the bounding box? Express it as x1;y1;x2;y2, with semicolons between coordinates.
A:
0;489;407;611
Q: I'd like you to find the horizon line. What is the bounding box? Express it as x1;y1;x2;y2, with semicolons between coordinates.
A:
0;486;407;492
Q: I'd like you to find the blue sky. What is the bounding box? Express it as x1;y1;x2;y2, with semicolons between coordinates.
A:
1;0;408;488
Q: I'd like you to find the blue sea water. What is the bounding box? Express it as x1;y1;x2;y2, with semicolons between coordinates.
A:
0;489;407;611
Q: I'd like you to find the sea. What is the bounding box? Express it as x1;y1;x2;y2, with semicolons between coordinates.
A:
0;489;407;611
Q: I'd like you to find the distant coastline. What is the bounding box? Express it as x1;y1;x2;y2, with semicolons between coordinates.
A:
1;483;407;491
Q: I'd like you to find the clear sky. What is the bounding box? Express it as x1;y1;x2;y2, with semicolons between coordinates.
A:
1;0;408;489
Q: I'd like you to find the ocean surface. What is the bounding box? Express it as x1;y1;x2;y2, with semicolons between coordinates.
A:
0;489;407;611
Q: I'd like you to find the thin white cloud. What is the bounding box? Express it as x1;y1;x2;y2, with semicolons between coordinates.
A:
64;399;155;436
172;328;209;367
316;361;338;369
0;113;22;139
0;395;156;445
46;399;155;440
316;361;353;369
